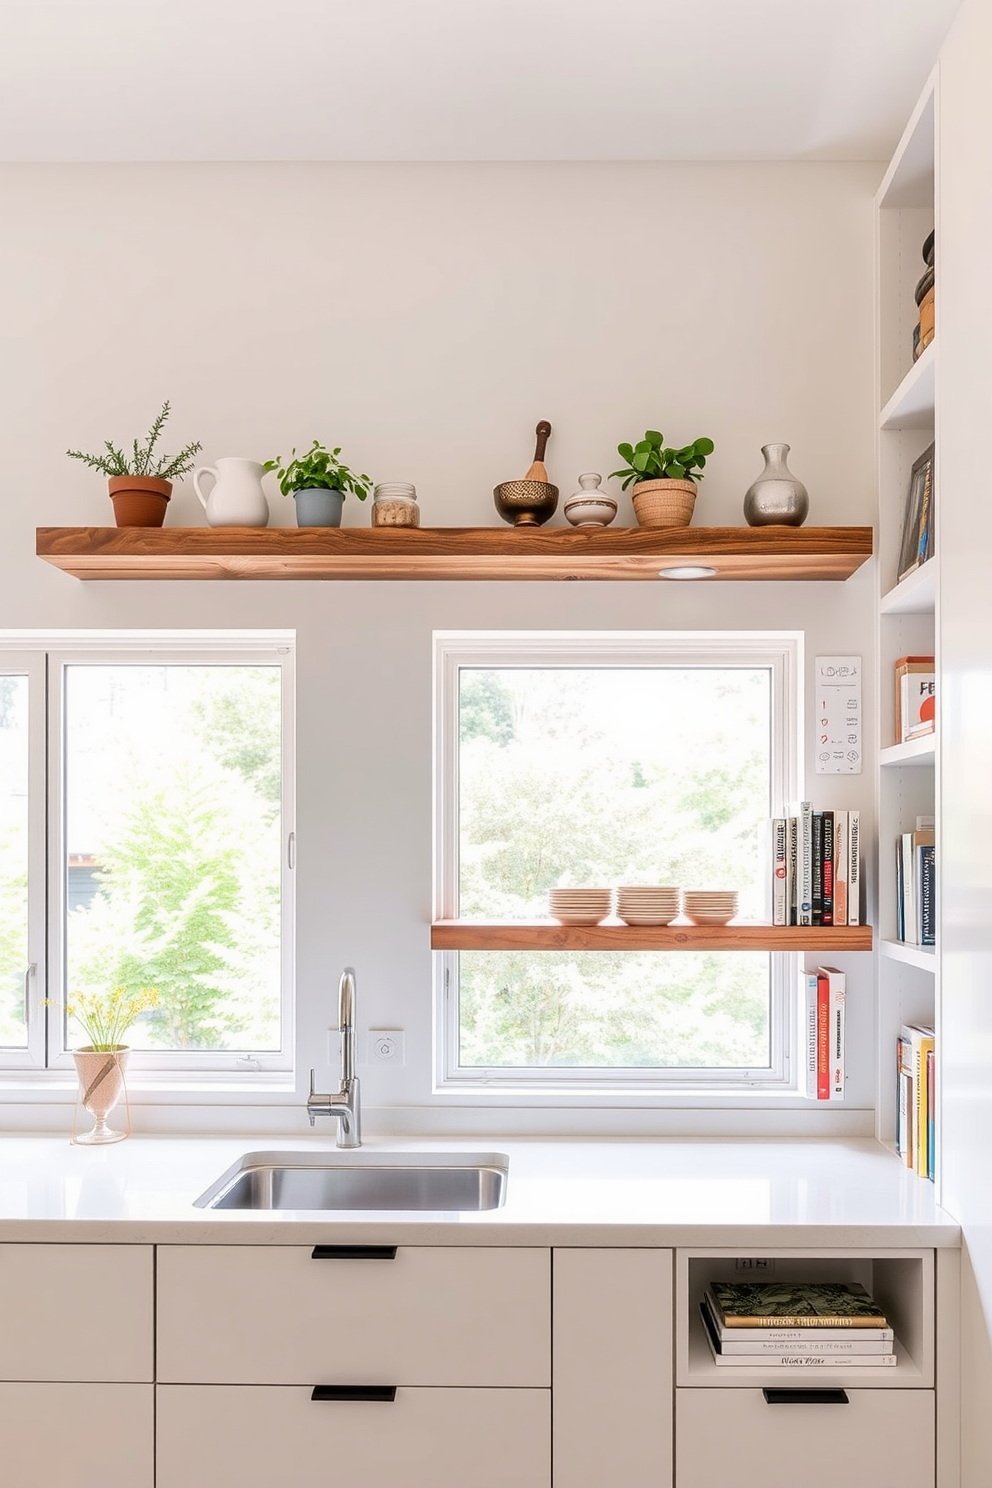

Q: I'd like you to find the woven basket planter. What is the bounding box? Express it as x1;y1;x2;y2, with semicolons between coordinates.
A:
631;479;697;529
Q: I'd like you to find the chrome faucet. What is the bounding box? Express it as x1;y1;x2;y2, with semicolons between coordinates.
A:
307;966;361;1147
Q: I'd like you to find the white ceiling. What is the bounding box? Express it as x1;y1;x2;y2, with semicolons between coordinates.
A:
0;0;963;162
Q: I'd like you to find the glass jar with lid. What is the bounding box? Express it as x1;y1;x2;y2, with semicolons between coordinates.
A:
372;482;420;528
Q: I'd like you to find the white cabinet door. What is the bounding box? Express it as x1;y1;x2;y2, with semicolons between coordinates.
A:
676;1387;935;1488
0;1244;153;1382
0;1383;153;1488
157;1244;550;1385
553;1248;673;1488
157;1384;550;1488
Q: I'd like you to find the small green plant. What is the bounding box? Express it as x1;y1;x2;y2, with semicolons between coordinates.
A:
44;987;159;1051
66;401;202;480
264;440;372;501
610;430;715;490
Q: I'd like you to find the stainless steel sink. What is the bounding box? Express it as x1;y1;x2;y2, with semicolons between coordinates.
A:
194;1150;508;1212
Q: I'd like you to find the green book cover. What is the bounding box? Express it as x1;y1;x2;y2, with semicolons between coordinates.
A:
707;1282;888;1328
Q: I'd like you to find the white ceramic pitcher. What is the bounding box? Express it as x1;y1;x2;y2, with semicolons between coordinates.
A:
193;457;270;527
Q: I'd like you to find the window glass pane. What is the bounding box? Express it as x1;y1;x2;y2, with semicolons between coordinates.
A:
457;665;772;1071
459;950;770;1068
63;665;282;1052
0;676;29;1049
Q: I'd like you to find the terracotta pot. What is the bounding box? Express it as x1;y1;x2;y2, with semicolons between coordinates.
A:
108;476;172;528
631;479;697;529
72;1046;129;1145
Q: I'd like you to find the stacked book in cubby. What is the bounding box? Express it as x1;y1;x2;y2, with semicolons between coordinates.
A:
896;818;935;947
800;965;846;1101
699;1281;896;1368
897;1023;936;1180
762;805;861;926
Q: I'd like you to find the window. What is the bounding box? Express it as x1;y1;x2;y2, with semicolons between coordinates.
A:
0;634;294;1076
434;632;800;1093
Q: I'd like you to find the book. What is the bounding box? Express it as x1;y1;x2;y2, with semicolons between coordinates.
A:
847;810;860;925
811;811;823;925
901;1023;936;1178
698;1304;897;1366
897;1035;915;1168
899;828;935;946
700;1309;894;1344
802;970;819;1099
790;800;813;926
927;1047;936;1181
816;971;830;1100
787;814;798;926
818;965;846;1100
821;810;834;925
765;817;788;926
833;810;849;926
704;1282;888;1329
918;841;936;946
895;655;935;744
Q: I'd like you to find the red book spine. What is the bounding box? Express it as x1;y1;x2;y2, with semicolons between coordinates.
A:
817;973;830;1100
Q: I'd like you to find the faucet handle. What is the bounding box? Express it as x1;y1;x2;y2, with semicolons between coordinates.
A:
309;1067;316;1097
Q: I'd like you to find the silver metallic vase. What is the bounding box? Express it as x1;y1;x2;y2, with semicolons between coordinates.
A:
744;443;809;526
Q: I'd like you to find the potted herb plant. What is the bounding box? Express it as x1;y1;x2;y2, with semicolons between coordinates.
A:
264;441;372;527
66;401;202;528
45;987;158;1145
611;430;715;528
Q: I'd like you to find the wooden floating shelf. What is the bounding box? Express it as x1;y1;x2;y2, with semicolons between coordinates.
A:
36;526;874;583
431;921;874;952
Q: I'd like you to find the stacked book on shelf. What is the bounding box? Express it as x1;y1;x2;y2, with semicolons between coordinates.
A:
895;816;935;947
800;965;846;1101
763;804;860;926
895;655;935;744
699;1281;896;1369
897;1023;936;1180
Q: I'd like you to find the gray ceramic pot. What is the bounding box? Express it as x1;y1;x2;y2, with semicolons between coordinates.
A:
294;488;345;527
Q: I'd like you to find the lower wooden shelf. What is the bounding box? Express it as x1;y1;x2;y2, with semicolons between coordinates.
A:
36;525;874;582
431;921;874;951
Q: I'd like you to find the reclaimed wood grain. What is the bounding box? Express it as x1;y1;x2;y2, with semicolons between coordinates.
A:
36;526;873;582
430;921;874;951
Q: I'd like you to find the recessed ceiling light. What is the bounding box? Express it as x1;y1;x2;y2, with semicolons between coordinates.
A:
656;565;719;580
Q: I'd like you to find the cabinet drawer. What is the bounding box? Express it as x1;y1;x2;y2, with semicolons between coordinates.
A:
157;1245;550;1385
676;1387;935;1488
0;1383;153;1488
0;1244;153;1382
157;1384;549;1488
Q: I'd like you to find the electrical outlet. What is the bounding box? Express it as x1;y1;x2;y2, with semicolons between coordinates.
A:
734;1257;775;1273
368;1029;406;1066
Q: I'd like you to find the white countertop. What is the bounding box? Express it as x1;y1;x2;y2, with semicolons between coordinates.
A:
0;1134;960;1246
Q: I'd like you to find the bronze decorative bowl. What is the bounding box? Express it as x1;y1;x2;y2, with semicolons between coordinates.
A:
493;480;559;527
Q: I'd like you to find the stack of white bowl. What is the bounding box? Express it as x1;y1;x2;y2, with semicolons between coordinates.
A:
615;886;681;926
681;890;739;925
548;887;613;925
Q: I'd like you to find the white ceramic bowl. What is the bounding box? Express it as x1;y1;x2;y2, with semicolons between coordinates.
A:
563;495;618;528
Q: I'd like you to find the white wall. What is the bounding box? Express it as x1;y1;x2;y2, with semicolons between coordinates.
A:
0;161;879;1133
933;1;992;1479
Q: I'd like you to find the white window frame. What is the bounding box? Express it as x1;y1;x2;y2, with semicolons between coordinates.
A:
434;629;803;1095
0;631;295;1080
0;652;47;1070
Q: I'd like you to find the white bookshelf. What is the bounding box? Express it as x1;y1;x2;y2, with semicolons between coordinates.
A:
874;71;939;1167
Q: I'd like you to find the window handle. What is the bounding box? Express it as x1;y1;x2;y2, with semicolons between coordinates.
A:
287;831;296;870
23;964;35;1025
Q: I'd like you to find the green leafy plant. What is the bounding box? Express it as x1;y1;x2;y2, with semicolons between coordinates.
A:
264;440;372;501
610;430;715;491
44;987;159;1051
66;401;202;480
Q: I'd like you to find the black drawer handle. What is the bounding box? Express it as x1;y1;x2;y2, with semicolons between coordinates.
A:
311;1386;397;1403
311;1245;397;1260
763;1388;849;1405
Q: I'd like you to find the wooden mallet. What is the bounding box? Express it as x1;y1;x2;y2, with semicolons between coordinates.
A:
524;421;552;482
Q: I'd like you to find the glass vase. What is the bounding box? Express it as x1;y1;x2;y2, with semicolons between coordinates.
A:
72;1046;130;1145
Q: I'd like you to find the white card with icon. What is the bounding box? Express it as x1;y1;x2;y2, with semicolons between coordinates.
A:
815;656;862;774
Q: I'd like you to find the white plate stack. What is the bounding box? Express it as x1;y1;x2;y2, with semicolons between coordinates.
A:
681;890;739;925
548;888;613;925
615;886;681;926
